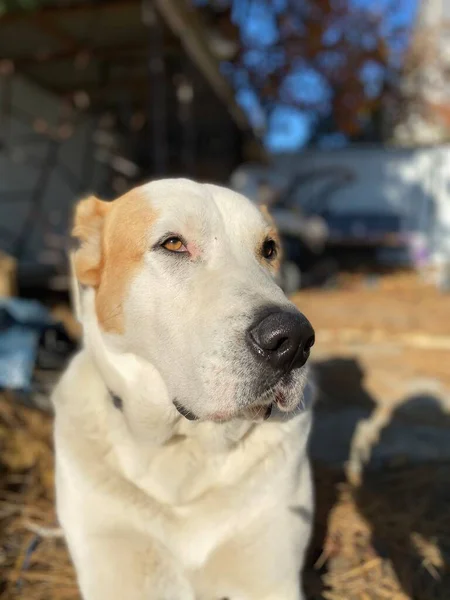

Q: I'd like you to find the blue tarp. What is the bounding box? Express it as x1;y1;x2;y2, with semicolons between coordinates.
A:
0;298;54;391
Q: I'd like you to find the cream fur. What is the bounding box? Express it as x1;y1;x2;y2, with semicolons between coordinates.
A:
53;178;314;600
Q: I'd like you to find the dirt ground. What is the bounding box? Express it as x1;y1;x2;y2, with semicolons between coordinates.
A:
295;272;450;403
0;272;449;600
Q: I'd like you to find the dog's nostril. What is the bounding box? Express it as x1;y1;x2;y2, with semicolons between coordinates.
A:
249;329;289;353
271;336;289;352
304;334;315;352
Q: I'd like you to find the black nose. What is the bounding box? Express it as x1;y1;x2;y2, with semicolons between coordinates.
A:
247;308;315;371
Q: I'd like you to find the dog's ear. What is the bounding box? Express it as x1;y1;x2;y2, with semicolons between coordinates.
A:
71;195;111;286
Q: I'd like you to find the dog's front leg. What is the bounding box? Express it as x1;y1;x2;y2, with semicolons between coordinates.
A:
196;507;310;600
72;533;195;600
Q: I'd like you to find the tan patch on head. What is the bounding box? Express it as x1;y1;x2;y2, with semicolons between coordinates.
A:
259;204;282;272
72;189;156;333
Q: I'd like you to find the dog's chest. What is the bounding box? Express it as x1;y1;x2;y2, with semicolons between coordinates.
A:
121;430;297;569
125;435;230;505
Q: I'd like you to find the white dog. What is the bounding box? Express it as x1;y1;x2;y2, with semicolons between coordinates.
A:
53;178;315;600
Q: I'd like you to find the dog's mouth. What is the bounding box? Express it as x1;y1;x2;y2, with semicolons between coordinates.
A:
243;382;292;421
173;373;300;423
173;400;199;421
255;372;294;407
243;402;273;421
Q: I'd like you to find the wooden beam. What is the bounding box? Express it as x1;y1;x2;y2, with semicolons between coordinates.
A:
153;0;255;135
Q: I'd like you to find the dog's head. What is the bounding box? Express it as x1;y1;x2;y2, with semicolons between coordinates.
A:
72;179;314;422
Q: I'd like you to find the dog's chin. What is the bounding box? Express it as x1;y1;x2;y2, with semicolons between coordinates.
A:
174;371;308;423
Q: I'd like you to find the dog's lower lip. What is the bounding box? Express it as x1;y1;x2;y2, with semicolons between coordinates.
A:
264;404;273;420
260;372;293;397
275;390;287;408
173;400;198;421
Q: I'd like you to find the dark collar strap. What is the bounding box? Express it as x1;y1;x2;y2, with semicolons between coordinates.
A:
108;390;123;411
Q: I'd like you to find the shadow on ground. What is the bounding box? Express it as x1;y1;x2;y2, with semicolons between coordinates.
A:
304;358;450;600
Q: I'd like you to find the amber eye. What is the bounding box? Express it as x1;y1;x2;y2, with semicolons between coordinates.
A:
161;236;187;253
262;238;277;260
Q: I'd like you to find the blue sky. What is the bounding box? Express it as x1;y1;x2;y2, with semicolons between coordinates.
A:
227;0;419;152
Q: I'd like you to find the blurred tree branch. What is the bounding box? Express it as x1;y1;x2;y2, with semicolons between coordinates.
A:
195;0;413;145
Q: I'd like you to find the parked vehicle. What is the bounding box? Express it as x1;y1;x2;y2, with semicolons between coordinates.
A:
231;145;450;291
